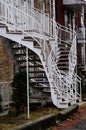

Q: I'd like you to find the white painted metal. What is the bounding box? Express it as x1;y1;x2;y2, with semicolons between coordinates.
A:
26;48;30;118
0;0;82;109
63;0;86;5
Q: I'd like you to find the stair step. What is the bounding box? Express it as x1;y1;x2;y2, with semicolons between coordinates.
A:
30;77;48;80
59;54;68;57
58;57;68;61
29;70;45;73
30;81;49;83
58;66;68;68
29;65;43;68
57;62;69;65
14;53;25;57
39;83;49;86
29;59;41;62
30;96;48;99
30;75;47;78
19;66;44;71
59;49;69;52
17;59;41;63
52;87;56;89
43;88;50;93
60;51;69;54
22;38;34;42
60;101;68;104
58;45;71;49
12;46;26;50
0;24;7;28
57;96;63;99
59;47;70;50
7;31;23;34
17;59;26;63
24;36;34;40
33;86;49;88
19;65;43;68
14;53;38;57
34;46;41;49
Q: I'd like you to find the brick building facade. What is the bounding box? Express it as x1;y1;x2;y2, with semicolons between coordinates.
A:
0;39;14;82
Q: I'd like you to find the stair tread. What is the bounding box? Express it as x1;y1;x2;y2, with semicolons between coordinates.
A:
30;81;49;83
22;38;34;41
34;45;41;49
33;86;49;88
58;66;68;68
29;71;45;73
0;24;7;28
12;46;26;50
57;62;69;65
59;54;68;57
7;31;23;34
60;101;68;104
43;89;50;93
30;96;48;99
58;58;68;61
30;77;47;79
29;65;43;67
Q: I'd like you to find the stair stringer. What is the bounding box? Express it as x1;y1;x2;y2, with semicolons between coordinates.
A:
0;27;41;55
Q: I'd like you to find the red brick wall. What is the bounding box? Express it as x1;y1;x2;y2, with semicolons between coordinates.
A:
0;39;14;82
77;44;83;64
34;0;50;13
55;0;64;26
75;12;81;29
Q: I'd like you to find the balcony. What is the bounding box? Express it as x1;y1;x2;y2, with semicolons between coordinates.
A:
63;0;85;5
63;0;86;11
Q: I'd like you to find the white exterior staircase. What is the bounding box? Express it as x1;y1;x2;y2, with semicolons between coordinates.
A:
0;0;82;108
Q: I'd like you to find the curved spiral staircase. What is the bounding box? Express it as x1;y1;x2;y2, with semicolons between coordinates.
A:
0;0;82;108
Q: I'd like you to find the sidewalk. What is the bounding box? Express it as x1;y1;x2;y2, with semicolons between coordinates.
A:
52;102;86;130
63;102;86;130
67;119;86;130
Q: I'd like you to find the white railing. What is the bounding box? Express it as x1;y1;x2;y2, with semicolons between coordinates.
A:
0;0;49;35
72;72;82;101
69;32;77;77
47;51;72;105
47;18;81;106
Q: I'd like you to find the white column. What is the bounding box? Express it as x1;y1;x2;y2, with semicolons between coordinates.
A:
81;5;85;65
31;0;34;10
26;47;30;119
73;13;75;30
64;11;67;27
52;0;56;20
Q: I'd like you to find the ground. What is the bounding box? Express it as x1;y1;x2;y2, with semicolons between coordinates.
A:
0;103;86;130
50;103;86;130
0;104;59;130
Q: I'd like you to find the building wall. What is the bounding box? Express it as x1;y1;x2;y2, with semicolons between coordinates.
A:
75;12;81;29
0;39;14;82
34;0;50;13
55;0;64;25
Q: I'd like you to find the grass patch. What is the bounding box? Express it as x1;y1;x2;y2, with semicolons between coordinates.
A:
0;105;59;130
